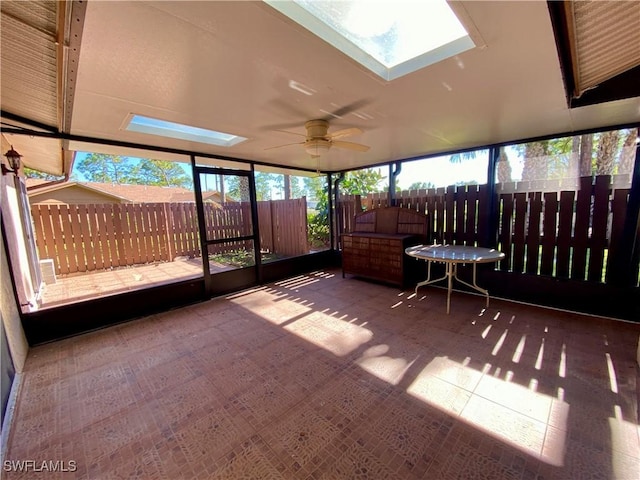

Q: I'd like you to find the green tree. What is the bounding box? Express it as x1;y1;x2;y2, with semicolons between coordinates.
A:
521;141;549;180
23;168;63;181
497;147;512;183
516;128;637;181
303;175;326;204
618;129;638;175
75;154;134;183
238;176;250;202
304;175;330;248
226;174;266;201
579;134;593;176
595;130;620;175
304;170;385;245
131;159;192;188
224;176;241;200
407;181;435;190
455;180;479;186
340;168;385;195
274;175;305;199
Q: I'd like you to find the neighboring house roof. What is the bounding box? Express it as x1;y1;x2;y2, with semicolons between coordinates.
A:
27;180;129;203
26;179;224;203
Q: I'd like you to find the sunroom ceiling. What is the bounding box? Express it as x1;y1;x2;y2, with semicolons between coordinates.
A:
2;1;639;176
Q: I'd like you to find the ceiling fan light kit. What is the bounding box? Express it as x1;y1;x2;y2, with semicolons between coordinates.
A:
304;139;331;156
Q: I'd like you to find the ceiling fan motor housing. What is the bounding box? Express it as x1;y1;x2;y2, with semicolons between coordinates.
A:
305;119;330;139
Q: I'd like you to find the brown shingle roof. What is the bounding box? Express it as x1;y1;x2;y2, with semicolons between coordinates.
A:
26;179;228;203
77;182;197;203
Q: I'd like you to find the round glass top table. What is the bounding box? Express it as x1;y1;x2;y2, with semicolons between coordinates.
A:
405;244;505;314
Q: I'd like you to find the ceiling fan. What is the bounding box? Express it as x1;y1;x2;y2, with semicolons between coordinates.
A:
265;119;370;157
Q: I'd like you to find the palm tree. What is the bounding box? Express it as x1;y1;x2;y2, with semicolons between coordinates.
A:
579;134;593;176
595;130;620;175
497;147;512;183
239;176;250;202
522;141;548;180
617;129;637;175
571;129;635;178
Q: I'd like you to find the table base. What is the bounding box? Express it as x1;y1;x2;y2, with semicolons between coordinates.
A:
415;261;489;314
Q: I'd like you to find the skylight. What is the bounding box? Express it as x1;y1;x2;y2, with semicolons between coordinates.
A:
125;115;247;147
265;0;475;81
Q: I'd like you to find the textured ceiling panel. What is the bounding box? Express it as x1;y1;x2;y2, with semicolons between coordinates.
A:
1;11;58;127
572;1;640;96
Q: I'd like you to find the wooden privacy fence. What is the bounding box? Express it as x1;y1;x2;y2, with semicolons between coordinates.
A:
32;203;171;276
31;199;308;275
338;175;639;285
201;202;254;255
258;197;308;257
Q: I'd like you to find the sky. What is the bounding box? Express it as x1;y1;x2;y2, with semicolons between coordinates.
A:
380;148;524;190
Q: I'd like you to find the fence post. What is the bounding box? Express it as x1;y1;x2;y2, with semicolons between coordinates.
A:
609;143;640;287
270;200;276;253
162;203;174;261
484;147;500;248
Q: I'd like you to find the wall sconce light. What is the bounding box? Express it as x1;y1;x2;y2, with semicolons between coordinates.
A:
2;146;22;176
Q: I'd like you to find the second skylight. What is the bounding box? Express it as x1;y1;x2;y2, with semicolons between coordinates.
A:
126;115;247;147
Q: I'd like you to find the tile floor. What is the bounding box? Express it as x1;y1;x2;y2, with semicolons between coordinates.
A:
4;269;640;479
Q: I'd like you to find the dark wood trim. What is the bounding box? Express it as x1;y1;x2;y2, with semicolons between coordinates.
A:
209;268;258;296
327;173;335;251
478;269;640;322
260;250;341;284
547;1;575;106
192;158;211;293
22;250;342;345
570;66;640;108
249;164;262;285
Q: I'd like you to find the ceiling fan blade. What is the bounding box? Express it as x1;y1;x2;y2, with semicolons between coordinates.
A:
267;98;310;119
261;121;306;131
332;140;370;152
329;127;363;140
322;98;372;120
264;141;303;151
274;129;307;138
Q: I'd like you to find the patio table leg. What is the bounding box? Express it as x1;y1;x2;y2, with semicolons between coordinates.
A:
452;263;490;308
414;260;448;295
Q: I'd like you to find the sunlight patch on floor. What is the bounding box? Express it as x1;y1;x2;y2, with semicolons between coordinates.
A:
355;344;420;385
283;311;374;356
407;356;569;466
609;413;640;476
